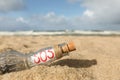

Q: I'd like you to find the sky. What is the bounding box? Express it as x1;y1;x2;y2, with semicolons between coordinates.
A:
0;0;120;31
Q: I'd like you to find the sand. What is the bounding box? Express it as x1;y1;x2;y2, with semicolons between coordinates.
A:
0;36;120;80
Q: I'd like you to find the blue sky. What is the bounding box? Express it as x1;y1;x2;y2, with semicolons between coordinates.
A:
0;0;84;17
0;0;120;31
25;0;84;16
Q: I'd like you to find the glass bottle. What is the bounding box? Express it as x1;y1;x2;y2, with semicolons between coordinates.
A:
0;41;76;74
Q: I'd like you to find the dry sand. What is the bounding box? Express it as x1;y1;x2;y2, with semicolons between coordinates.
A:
0;36;120;80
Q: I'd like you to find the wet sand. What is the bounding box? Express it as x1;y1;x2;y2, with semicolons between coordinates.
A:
0;36;120;80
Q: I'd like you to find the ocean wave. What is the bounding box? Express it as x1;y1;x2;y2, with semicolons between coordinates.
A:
0;30;120;36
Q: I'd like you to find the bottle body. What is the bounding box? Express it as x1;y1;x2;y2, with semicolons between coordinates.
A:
27;47;57;67
27;42;73;67
0;50;27;74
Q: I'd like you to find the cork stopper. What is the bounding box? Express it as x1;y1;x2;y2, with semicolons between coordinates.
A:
60;41;76;53
54;41;76;59
67;41;76;52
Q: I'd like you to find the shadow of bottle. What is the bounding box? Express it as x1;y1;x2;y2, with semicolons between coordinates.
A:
51;59;97;68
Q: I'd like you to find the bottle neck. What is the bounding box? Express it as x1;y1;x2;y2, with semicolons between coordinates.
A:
58;43;70;53
54;42;76;59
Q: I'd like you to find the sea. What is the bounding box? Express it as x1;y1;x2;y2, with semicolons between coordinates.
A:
0;30;120;36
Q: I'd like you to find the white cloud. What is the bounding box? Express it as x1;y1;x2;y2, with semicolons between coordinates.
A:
1;9;120;31
43;12;68;25
1;0;120;31
16;17;24;22
28;12;70;30
0;12;71;31
70;0;120;30
16;17;28;24
82;0;120;24
0;16;29;31
0;0;120;31
0;0;120;30
0;0;25;12
83;10;94;18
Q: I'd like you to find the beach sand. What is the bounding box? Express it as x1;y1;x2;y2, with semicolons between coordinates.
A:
0;36;120;80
